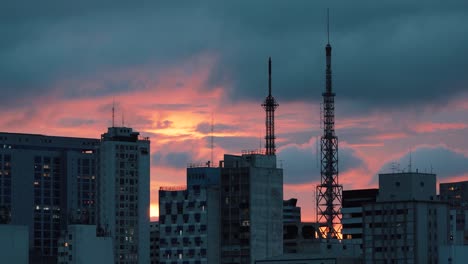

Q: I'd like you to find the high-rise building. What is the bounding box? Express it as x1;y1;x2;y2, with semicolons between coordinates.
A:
158;164;220;263
341;188;378;253
57;224;113;264
97;127;150;264
363;172;449;263
149;221;160;264
158;185;220;263
0;132;99;263
220;153;283;264
440;180;468;244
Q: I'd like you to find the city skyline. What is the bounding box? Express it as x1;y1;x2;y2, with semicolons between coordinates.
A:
1;2;468;221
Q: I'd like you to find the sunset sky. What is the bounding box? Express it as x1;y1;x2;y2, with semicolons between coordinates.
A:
1;2;468;221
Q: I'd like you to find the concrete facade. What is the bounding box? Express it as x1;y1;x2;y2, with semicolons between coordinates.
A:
150;221;160;264
378;172;436;201
440;180;468;245
57;224;113;264
158;186;220;263
0;132;99;263
0;224;29;264
220;153;283;264
98;127;150;264
283;222;320;254
439;245;468;264
341;188;378;255
363;172;449;264
283;198;301;224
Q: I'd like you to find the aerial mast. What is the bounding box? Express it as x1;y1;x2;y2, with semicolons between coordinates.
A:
316;9;343;240
262;57;279;155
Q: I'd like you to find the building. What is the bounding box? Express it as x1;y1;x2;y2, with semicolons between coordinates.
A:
283;222;319;254
255;254;361;264
158;185;220;263
440;180;468;245
97;127;150;264
0;132;99;263
283;198;301;224
220;153;283;264
150;221;160;264
57;224;113;264
438;245;468;263
187;165;220;188
341;188;378;253
440;181;468;209
0;224;29;264
363;172;449;263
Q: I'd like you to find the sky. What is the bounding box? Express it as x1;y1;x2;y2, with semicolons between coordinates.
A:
1;2;468;221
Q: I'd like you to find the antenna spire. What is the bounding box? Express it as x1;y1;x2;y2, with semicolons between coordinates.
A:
262;56;279;156
316;8;343;240
327;8;330;44
211;113;214;166
112;99;115;127
268;56;272;96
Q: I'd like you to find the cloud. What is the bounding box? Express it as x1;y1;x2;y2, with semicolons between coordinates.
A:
155;120;173;129
2;2;468;114
379;146;468;181
278;140;364;184
195;122;238;134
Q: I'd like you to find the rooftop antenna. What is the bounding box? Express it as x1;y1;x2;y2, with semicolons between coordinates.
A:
122;111;125;127
210;113;214;166
262;56;279;155
408;148;412;173
327;8;330;44
112;98;115;128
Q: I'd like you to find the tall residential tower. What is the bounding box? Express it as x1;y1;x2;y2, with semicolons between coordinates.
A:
97;127;150;264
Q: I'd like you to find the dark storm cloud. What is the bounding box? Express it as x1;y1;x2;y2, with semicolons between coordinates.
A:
151;151;191;169
278;143;363;184
211;136;262;153
378;146;468;182
2;1;468;111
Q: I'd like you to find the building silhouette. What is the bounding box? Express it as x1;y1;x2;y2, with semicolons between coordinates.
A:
158;165;221;263
220;153;283;264
0;132;100;263
363;172;448;263
97;127;150;263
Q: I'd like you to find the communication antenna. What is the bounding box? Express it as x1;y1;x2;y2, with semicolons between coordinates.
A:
122;111;125;127
327;8;330;44
408;148;412;173
211;113;214;165
112;99;115;127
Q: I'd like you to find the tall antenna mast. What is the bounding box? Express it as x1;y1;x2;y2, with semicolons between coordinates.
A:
211;113;214;166
262;57;279;156
112;99;115;127
327;8;330;44
316;8;343;240
408;148;412;173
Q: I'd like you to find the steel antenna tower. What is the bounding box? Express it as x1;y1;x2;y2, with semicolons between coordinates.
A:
316;9;343;240
262;57;279;155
